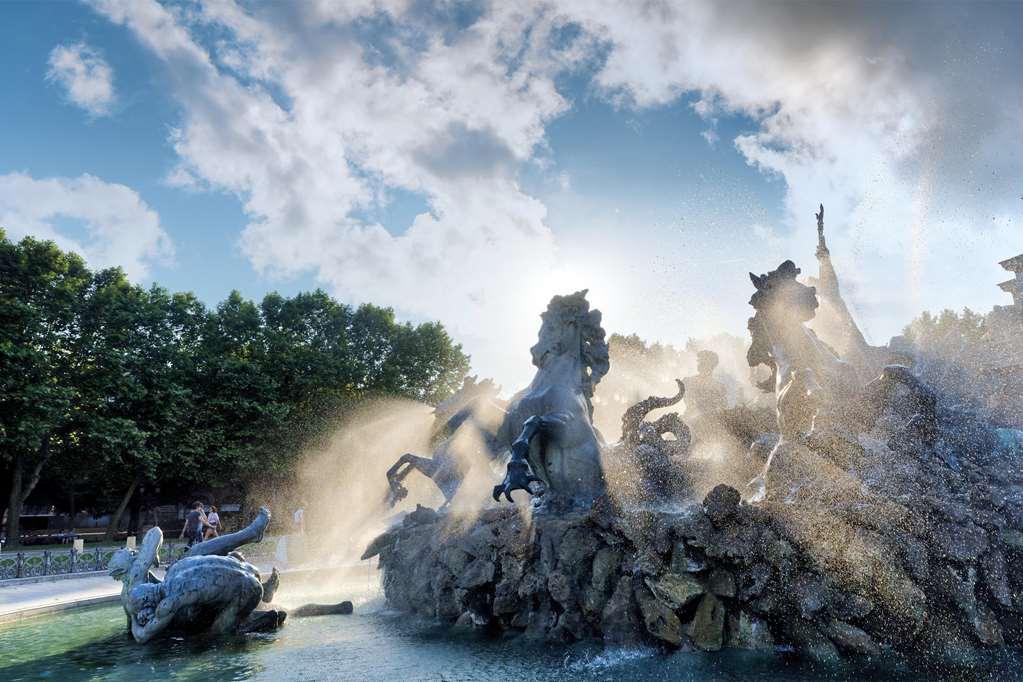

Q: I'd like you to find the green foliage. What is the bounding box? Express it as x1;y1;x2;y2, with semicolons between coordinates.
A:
904;307;989;347
0;230;469;527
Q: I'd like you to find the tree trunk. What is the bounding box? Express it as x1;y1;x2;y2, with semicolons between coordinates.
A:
0;464;10;531
5;454;24;548
3;438;53;548
104;479;139;542
20;440;52;506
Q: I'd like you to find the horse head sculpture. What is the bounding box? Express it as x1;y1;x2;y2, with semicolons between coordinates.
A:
492;290;609;509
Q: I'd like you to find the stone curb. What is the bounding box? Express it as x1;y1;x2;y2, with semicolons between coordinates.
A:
0;570;108;587
0;594;120;625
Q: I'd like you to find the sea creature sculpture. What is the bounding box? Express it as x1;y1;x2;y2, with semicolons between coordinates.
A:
620;379;691;457
615;379;691;500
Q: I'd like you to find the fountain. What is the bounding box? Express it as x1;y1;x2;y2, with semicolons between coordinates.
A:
5;225;1023;680
365;272;1023;671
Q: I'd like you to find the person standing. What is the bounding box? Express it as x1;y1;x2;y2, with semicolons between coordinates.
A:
204;505;221;540
179;501;207;547
293;506;305;535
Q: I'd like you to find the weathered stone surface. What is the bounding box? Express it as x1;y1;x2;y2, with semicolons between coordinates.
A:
634;581;683;646
930;521;989;564
999;528;1023;551
707;568;736;598
826;620;880;655
547;571;572;606
626;547;666;576
789;622;842;664
361;531;396;560
668;541;707;573
602;575;642;645
558;525;599;574
971;603;1004;646
727;611;774;650
581;548;618;617
439;546;472;574
457;558;495;589
646;573;705;610
703;484;742;526
981;550;1012;608
549;608;587;642
688;593;726;651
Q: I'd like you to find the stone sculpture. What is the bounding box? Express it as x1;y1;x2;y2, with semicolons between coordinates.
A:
746;259;940;498
490;290;610;508
109;508;283;642
367;252;1023;669
385;375;506;508
109;507;352;643
383;290;610;511
614;379;691;501
682;351;728;420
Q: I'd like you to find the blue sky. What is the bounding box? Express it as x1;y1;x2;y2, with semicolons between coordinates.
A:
1;1;1020;387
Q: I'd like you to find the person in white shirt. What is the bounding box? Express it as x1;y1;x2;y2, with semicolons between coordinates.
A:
204;505;221;540
293;507;305;535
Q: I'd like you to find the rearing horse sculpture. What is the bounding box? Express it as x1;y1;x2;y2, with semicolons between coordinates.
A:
491;290;609;509
747;260;856;444
747;259;939;499
385;376;506;508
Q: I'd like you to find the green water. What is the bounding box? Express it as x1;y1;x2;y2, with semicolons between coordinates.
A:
1;596;1020;681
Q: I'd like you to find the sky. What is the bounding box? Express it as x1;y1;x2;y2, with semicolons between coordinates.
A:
1;0;1021;389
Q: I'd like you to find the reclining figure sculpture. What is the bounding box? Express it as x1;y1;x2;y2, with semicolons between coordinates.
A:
108;508;351;643
108;508;283;643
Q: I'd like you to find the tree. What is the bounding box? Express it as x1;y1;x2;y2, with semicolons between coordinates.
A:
1;231;470;538
0;232;90;546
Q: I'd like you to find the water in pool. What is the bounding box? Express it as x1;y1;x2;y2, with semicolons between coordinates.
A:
1;582;1020;681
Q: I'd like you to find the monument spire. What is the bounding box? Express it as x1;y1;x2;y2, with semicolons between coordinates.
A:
809;204;870;363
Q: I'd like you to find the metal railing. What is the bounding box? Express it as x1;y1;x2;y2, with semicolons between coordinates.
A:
0;539;277;581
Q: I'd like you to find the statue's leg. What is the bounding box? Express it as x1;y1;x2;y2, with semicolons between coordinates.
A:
290;601;354;617
237;608;287;634
493;413;570;502
185;507;270;558
386;453;440;506
261;567;281;603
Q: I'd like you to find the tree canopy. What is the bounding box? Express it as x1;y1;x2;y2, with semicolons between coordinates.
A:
0;230;469;544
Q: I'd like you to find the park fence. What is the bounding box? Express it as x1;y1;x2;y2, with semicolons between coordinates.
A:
0;538;277;581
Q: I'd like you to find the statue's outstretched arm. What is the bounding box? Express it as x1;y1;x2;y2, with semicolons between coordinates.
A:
128;527;163;590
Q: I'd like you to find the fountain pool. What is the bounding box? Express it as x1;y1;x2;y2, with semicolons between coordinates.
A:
3;579;1021;681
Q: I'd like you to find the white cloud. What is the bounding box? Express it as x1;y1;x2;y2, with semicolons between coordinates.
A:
87;0;591;381
46;42;116;116
557;0;1023;340
86;0;1023;385
0;172;172;279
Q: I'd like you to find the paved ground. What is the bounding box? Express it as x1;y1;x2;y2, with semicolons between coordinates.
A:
0;574;120;622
